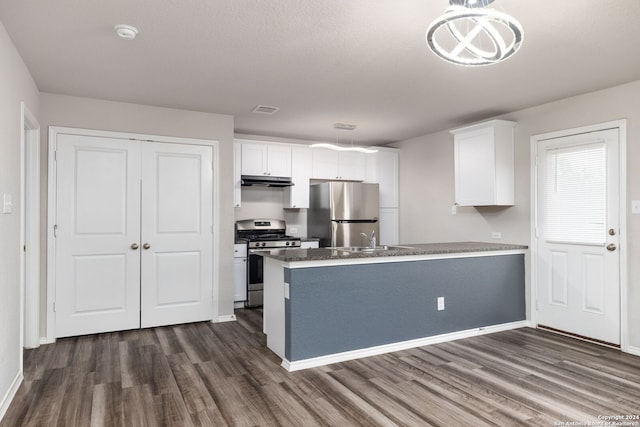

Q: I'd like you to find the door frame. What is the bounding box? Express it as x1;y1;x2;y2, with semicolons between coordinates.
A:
530;119;628;352
46;126;220;343
20;102;40;351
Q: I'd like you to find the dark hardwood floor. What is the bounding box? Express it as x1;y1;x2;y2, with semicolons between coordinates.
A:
3;309;640;426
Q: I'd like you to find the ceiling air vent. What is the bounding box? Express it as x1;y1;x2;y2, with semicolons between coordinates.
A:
333;123;357;131
251;105;280;115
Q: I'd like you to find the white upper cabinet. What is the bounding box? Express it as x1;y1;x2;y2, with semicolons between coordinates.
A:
451;120;516;206
240;140;292;177
284;145;312;208
365;148;399;208
311;147;366;181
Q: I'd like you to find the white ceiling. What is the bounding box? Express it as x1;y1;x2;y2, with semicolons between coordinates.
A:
1;0;639;145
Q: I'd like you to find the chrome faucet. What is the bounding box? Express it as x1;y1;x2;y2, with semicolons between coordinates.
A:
360;230;376;249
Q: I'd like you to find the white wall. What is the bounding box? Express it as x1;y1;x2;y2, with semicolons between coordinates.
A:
0;20;39;418
235;186;308;237
393;79;640;349
38;93;236;337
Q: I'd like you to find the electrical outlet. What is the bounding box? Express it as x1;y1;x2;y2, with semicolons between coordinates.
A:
437;297;445;311
289;227;298;235
491;231;502;239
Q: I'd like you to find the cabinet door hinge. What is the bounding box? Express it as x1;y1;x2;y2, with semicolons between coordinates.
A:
53;224;58;238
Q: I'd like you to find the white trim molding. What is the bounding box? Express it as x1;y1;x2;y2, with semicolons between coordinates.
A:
0;371;23;421
281;320;529;372
627;346;640;357
214;314;237;323
20;102;41;351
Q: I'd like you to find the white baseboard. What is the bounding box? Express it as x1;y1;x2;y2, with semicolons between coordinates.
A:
213;314;237;323
281;320;529;372
626;345;640;357
0;371;23;422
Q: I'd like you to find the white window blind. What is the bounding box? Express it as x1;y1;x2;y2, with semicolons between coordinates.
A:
543;141;606;244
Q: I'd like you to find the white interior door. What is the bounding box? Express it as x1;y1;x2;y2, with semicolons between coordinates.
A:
140;142;214;328
55;135;141;337
535;128;620;345
54;134;214;337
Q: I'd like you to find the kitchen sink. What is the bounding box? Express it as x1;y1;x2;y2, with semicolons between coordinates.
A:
331;245;415;253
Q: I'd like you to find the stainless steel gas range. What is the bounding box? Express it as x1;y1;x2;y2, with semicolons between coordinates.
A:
235;219;301;307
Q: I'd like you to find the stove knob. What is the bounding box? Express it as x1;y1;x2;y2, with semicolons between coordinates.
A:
261;242;266;247
286;241;290;246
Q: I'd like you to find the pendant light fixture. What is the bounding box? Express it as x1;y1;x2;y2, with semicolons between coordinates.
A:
310;143;378;154
426;0;523;66
310;123;379;154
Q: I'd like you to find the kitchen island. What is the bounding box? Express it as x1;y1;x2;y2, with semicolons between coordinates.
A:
261;242;527;371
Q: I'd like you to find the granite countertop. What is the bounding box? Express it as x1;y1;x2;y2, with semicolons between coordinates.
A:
259;241;528;263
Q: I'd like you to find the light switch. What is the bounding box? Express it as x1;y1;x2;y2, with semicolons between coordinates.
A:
3;194;13;214
632;200;640;215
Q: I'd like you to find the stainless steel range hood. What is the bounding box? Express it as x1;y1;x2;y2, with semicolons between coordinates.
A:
241;175;294;187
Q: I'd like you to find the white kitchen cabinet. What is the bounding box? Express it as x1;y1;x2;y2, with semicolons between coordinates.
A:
379;208;399;245
240;140;292;177
300;240;319;249
233;244;247;302
363;147;400;244
284;146;312;208
451;120;516;206
364;147;399;208
311;147;366;181
233;142;241;207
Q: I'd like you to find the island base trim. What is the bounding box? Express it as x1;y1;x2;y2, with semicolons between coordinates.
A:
280;320;530;372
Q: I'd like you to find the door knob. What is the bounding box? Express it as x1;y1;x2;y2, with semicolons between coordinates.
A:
606;243;617;251
131;243;139;250
143;243;151;250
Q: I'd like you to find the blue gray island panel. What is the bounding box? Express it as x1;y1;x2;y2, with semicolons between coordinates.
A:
284;254;525;361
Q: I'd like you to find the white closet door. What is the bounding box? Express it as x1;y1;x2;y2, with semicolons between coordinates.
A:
140;142;214;328
55;135;141;337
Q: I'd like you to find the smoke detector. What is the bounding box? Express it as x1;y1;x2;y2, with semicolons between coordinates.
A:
114;24;139;40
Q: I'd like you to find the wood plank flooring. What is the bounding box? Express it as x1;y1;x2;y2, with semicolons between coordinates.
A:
3;309;640;426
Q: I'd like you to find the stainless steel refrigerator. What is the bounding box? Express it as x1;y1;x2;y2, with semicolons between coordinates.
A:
308;182;379;247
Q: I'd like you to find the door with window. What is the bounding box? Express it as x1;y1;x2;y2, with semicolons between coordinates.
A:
535;128;620;345
54;133;213;337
